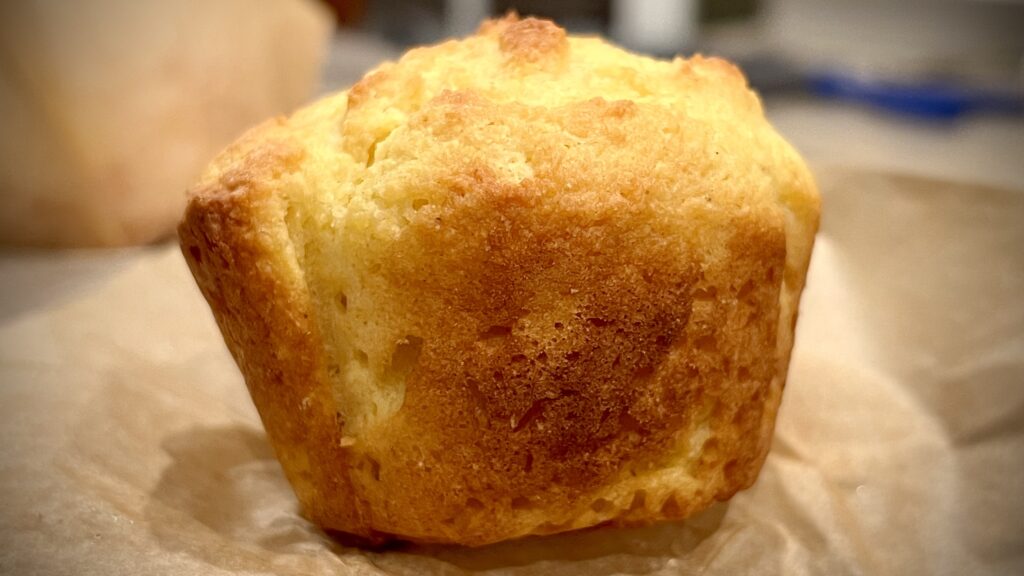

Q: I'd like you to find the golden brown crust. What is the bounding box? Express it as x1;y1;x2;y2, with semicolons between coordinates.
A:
360;174;785;542
496;16;569;63
179;15;819;546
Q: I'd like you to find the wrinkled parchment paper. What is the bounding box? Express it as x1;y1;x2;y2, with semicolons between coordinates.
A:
1;170;1022;575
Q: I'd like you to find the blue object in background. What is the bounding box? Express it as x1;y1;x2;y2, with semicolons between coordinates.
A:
808;71;1024;120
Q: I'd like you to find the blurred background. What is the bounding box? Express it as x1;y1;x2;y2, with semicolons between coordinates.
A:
1;0;1022;247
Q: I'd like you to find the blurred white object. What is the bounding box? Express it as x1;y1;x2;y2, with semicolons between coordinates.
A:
446;0;492;38
611;0;699;55
320;31;402;95
761;0;1024;78
0;0;332;247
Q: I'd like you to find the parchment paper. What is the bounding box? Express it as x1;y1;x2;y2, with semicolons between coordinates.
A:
1;170;1022;575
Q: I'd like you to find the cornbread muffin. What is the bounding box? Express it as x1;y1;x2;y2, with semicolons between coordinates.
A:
0;0;330;246
180;15;819;546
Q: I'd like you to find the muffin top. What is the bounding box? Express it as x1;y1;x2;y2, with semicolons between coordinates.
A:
197;14;815;233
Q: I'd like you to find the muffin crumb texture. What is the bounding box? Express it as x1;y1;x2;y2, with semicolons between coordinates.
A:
180;15;819;545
